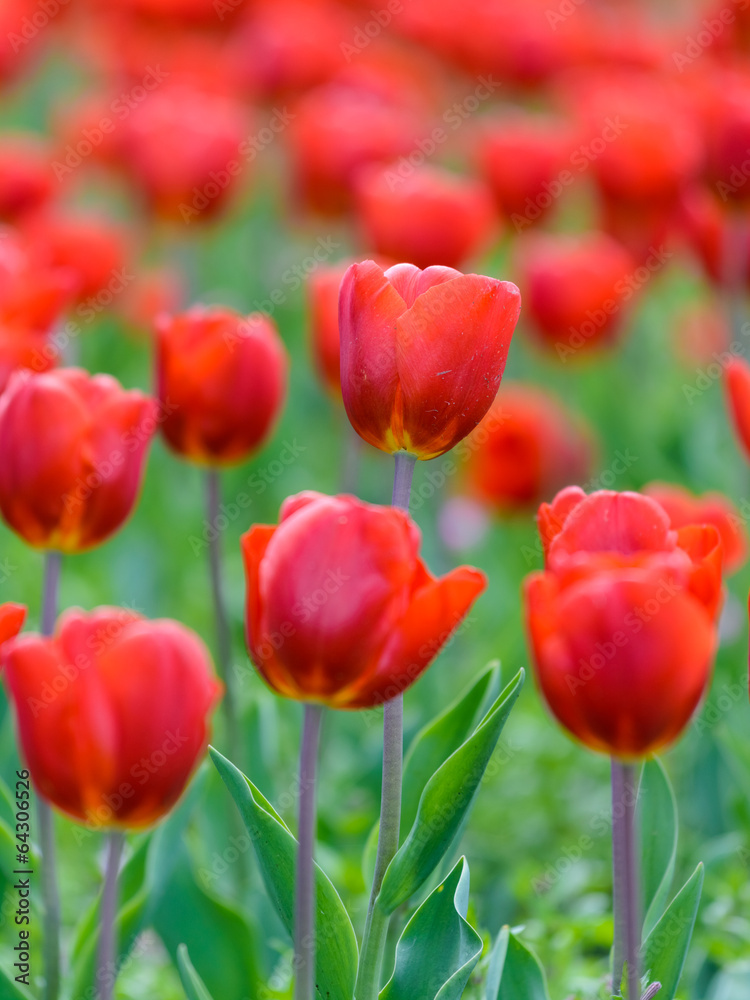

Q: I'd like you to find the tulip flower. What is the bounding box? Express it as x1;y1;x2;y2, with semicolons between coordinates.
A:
645;481;747;574
475;113;578;229
353;164;497;271
0;134;54;222
518;231;636;359
339;260;521;460
680;186;750;290
525;487;721;759
0;227;75;335
0;368;157;553
157;306;288;466
241;491;486;709
463;384;593;512
1;606;221;828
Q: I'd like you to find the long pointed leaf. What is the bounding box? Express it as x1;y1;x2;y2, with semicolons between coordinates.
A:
177;945;216;1000
641;863;704;1000
638;758;678;938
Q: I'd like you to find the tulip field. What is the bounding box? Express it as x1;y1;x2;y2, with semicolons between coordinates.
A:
3;2;750;1000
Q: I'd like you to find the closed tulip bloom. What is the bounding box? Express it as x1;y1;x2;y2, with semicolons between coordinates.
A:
353;164;497;271
726;356;750;460
157;306;287;466
339;260;521;459
519;232;636;358
0;369;157;552
0;603;26;646
524;487;721;758
1;607;221;828
242;492;486;709
463;384;593;512
645;481;747;574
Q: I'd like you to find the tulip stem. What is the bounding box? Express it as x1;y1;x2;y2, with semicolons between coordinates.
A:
206;468;241;766
40;551;62;1000
355;452;417;1000
611;760;641;999
97;832;125;1000
295;703;324;1000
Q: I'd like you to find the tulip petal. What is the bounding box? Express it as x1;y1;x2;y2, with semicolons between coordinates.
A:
0;603;25;645
395;275;521;459
340;565;487;709
339;260;408;452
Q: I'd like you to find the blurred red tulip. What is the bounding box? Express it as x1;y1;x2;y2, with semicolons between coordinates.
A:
475;113;579;230
21;211;130;305
157;306;288;466
518;231;637;359
702;67;750;204
645;481;748;574
0;327;56;392
0;603;25;646
117;82;250;223
726;355;750;460
0;135;54;223
0;369;157;553
308;263;346;398
241;491;486;708
339;260;521;460
0;228;76;335
525;487;721;758
1;607;221;828
353;164;497;270
463;384;593;513
680;185;750;289
286;83;426;215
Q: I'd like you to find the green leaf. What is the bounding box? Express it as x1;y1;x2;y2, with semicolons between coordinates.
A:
485;926;550;1000
0;966;34;1000
177;945;216;1000
641;863;704;1000
211;746;358;1000
401;662;500;835
380;857;482;1000
638;757;678;938
378;670;524;914
154;848;259;1000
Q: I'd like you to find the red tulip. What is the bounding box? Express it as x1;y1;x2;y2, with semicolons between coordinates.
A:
645;481;748;574
287;83;426;215
475;113;579;229
518;231;637;359
524;487;721;758
0;369;157;553
118;82;250;223
0;603;26;646
339;260;521;460
463;384;593;512
726;356;750;460
0;135;54;223
0;227;76;335
21;211;130;305
241;492;486;709
353;164;497;271
1;607;221;828
680;185;750;289
702;67;750;204
308;264;346;397
157;306;287;466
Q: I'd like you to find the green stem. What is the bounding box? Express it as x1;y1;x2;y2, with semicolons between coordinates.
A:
294;704;324;1000
355;452;416;1000
40;551;62;1000
97;832;125;1000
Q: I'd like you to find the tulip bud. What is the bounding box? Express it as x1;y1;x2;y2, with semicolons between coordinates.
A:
1;607;221;828
353;164;497;270
339;260;521;460
0;368;157;553
524;488;721;758
241;492;486;709
157;306;288;466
